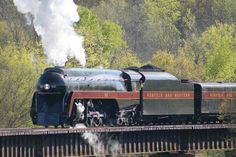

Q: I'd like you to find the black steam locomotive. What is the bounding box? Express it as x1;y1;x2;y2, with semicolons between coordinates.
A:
30;65;236;127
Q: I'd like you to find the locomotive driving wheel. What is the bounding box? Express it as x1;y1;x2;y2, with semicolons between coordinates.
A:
89;116;103;127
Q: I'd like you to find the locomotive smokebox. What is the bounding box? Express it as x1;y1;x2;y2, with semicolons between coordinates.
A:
37;67;66;93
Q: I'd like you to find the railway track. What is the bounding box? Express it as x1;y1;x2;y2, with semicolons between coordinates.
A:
0;124;235;136
0;124;236;157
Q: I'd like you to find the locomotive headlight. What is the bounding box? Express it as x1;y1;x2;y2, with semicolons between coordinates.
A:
44;84;50;90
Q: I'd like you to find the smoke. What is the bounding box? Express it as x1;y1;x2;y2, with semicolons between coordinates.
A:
82;132;104;154
13;0;86;66
71;124;121;155
82;132;121;155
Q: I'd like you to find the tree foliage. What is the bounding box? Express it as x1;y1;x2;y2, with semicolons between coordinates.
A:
102;20;127;68
0;0;39;48
75;6;105;67
74;6;129;68
182;23;236;81
150;50;203;80
202;24;236;81
144;0;181;53
110;50;141;69
0;44;44;127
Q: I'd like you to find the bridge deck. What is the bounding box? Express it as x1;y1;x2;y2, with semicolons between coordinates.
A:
0;124;236;156
0;124;235;136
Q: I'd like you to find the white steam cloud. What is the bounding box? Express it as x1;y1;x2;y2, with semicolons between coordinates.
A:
13;0;86;66
72;124;121;155
82;132;121;155
71;124;122;156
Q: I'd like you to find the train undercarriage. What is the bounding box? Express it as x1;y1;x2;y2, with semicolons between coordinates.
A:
69;99;221;128
70;99;141;127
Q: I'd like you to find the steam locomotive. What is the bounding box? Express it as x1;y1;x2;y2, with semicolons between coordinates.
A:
30;65;236;127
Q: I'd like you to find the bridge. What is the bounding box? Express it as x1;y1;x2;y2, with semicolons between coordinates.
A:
0;124;236;157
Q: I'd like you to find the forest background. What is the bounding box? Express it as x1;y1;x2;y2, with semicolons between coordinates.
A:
0;0;235;130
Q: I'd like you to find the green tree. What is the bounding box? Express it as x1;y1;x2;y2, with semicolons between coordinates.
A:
212;0;236;24
143;0;181;58
176;0;236;33
0;0;39;47
202;24;236;81
75;6;106;67
150;50;175;73
150;50;203;80
109;50;141;69
75;6;129;68
0;19;38;48
101;20;127;68
0;44;45;127
75;0;101;8
194;0;215;32
0;21;14;47
174;51;203;81
182;23;236;81
93;0;127;23
93;0;149;60
177;1;197;40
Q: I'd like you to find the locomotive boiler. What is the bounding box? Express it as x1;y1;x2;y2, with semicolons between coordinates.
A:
30;65;236;127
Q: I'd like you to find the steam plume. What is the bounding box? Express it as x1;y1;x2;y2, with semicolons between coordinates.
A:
13;0;86;66
82;132;121;155
72;124;121;155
